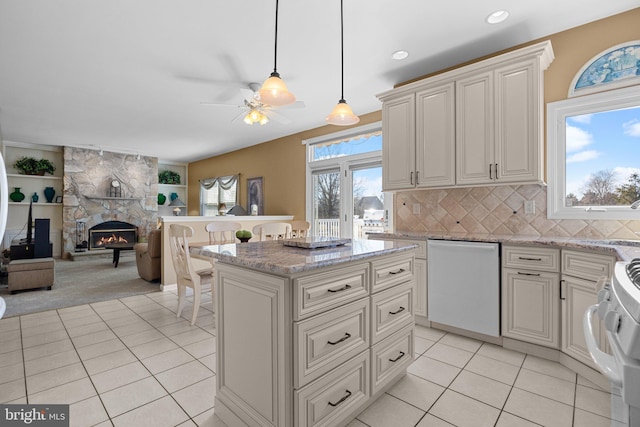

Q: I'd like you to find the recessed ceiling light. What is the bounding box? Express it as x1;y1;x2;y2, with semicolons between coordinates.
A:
486;10;509;24
392;50;409;60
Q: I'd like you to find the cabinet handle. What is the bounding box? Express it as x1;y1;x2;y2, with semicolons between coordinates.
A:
327;284;351;293
328;390;352;407
410;171;414;185
388;351;406;363
489;164;493;179
389;268;405;275
416;171;420;185
389;306;405;315
518;256;542;261
495;163;499;179
327;332;351;345
560;279;566;300
517;272;540;277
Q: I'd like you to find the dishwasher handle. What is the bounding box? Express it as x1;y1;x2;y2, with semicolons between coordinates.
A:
428;241;497;252
583;304;622;386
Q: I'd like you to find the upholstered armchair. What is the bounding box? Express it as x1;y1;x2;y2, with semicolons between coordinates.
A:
134;229;161;281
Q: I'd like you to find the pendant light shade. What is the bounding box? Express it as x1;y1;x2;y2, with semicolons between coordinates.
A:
326;0;359;126
259;0;296;107
326;99;359;126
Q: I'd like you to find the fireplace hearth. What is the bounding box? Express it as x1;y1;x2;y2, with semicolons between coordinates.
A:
88;221;137;250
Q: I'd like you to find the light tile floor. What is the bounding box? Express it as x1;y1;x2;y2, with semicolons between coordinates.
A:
0;289;616;427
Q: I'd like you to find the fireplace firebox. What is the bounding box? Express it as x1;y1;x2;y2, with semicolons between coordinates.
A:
88;221;137;250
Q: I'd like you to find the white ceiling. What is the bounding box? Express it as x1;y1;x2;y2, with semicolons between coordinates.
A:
0;1;637;162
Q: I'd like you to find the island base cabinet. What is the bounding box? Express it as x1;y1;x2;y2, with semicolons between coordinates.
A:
215;265;292;427
295;351;370;427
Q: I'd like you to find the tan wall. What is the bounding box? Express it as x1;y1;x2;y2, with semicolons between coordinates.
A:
187;8;639;223
187;111;382;219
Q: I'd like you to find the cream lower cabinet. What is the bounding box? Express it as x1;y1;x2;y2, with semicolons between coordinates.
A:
561;249;614;370
214;252;415;427
367;237;427;324
501;246;560;348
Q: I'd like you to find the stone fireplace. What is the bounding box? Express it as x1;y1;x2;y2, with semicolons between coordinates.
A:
61;147;159;257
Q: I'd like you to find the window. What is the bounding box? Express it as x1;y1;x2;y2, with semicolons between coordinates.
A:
305;122;392;239
199;175;238;216
547;85;640;219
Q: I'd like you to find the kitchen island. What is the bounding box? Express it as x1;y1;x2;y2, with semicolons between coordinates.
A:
191;239;417;427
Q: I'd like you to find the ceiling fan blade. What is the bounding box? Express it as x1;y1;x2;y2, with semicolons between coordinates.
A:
263;109;292;125
199;102;244;108
273;100;306;110
230;109;249;123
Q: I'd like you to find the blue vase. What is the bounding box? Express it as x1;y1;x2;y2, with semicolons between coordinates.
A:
44;187;55;203
170;192;178;201
31;192;39;203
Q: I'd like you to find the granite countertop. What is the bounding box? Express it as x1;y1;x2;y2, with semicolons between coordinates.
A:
372;232;640;261
190;239;418;275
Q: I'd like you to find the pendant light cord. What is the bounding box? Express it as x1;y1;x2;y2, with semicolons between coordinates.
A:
272;0;279;75
339;0;345;102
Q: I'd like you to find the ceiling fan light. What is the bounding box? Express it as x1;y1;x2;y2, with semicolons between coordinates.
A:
258;73;296;107
326;100;360;126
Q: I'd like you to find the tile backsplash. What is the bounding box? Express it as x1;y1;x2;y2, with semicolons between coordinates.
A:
394;184;640;240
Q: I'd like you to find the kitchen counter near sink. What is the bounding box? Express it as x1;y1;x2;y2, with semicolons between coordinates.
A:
371;232;640;261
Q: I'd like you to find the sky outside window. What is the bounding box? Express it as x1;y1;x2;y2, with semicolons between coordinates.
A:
565;105;640;205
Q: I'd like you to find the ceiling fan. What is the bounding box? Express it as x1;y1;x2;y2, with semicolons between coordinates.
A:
200;82;305;125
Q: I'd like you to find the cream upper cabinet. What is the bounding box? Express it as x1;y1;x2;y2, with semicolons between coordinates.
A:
455;72;494;185
381;84;455;191
456;59;543;185
378;40;553;190
416;83;456;188
382;93;415;191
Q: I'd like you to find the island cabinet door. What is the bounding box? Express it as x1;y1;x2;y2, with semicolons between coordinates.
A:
215;264;292;427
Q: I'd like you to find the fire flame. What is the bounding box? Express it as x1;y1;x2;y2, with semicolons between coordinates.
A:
95;234;129;246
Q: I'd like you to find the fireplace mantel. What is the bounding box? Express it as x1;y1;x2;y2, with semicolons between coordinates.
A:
85;196;142;201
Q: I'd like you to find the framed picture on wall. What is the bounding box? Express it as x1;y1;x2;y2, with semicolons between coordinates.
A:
247;177;263;216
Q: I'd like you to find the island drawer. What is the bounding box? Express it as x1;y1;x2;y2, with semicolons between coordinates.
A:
293;263;369;321
503;246;560;272
371;323;414;395
293;298;369;388
371;280;414;344
371;254;415;293
295;350;370;427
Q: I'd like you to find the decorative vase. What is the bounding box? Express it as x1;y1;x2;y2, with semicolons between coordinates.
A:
170;192;178;201
9;187;25;202
31;192;39;203
238;237;251;243
44;186;55;203
158;193;166;205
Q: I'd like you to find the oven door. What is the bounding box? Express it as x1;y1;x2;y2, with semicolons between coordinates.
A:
585;304;632;426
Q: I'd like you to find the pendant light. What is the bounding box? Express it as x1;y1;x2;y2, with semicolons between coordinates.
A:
259;0;296;107
326;0;359;126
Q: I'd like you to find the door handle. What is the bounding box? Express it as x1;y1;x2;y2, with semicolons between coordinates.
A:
489;164;493;180
389;306;405;315
327;332;351;345
328;390;352;407
416;171;420;185
410;171;414;185
495;163;499;179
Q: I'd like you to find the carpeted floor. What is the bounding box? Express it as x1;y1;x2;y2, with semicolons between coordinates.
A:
0;252;161;318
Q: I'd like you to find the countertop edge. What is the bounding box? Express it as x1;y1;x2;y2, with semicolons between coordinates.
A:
371;232;640;262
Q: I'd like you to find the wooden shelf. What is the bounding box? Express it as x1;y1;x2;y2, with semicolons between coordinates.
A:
9;202;62;206
84;196;142;201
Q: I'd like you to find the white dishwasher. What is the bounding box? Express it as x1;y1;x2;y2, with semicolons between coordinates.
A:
427;240;500;337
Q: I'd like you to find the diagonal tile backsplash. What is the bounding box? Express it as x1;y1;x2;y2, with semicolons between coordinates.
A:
394;184;640;240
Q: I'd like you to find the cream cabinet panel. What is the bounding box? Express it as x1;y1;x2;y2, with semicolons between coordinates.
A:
503;246;560;272
414;258;427;318
382;94;415;191
415;83;455;187
371;280;414;344
294;298;369;388
455;72;494;185
371;324;414;395
562;250;614;283
561;275;603;370
295;351;370;427
371;253;415;293
494;60;541;183
502;269;560;348
216;266;289;427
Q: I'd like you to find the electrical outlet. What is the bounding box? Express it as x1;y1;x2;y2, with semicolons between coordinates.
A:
524;200;535;214
413;203;421;215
